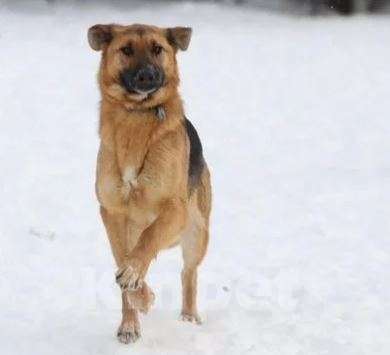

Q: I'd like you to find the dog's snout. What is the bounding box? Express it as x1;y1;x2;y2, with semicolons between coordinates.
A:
121;65;163;94
134;65;163;92
135;67;155;85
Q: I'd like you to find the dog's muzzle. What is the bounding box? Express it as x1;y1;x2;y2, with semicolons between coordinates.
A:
121;65;164;95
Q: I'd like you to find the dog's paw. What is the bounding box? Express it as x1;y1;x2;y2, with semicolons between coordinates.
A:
117;321;141;344
116;261;144;291
180;312;202;325
126;284;155;314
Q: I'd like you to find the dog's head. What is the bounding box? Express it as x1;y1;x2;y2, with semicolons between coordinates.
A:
88;23;191;109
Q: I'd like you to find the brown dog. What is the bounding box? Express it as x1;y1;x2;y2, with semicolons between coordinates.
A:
88;23;211;344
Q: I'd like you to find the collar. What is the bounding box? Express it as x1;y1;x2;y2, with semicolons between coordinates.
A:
124;104;166;121
154;105;166;120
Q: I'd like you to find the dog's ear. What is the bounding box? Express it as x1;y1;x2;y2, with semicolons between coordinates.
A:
167;27;192;51
88;24;113;51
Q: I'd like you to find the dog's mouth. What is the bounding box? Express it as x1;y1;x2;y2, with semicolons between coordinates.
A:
127;87;159;101
123;82;168;102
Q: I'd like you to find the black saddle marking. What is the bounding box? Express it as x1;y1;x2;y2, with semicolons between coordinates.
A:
183;116;205;192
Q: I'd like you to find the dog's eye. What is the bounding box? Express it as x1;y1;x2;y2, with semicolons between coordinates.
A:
121;46;134;56
152;44;163;56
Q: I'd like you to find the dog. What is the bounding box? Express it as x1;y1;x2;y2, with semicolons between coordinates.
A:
88;23;211;344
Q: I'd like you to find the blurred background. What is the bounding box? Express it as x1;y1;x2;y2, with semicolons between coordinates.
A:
2;0;390;14
0;1;389;355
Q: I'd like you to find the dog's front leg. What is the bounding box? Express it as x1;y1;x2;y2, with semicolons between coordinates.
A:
100;206;155;342
116;199;187;291
117;291;140;344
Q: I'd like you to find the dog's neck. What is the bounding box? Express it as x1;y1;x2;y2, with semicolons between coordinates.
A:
125;104;166;121
101;90;183;123
100;93;184;137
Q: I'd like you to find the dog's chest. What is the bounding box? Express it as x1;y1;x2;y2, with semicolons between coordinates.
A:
114;118;155;181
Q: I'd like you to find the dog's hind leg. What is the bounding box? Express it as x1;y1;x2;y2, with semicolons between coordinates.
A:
180;221;208;324
180;188;210;324
180;168;211;324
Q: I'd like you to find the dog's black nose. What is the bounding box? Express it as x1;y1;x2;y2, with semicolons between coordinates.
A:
121;65;164;94
132;65;163;93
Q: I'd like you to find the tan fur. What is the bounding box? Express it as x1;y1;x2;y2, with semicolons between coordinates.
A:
89;23;211;343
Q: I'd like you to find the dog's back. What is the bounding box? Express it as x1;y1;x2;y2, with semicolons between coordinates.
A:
184;117;205;192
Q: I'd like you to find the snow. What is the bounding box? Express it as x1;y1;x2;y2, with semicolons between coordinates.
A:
1;1;390;354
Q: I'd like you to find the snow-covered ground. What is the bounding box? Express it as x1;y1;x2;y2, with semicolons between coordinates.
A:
1;1;390;354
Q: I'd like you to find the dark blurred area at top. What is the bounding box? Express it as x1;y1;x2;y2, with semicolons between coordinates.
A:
297;0;389;14
5;0;390;15
224;0;390;14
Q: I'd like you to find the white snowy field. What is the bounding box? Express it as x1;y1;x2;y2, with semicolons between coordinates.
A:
0;1;390;354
